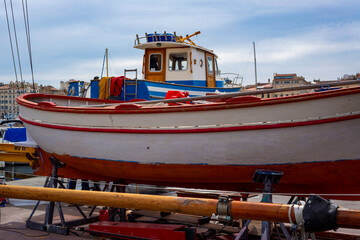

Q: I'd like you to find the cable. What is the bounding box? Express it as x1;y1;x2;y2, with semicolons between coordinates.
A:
21;0;35;92
21;0;29;90
9;0;24;84
100;51;106;78
0;226;50;237
3;0;18;83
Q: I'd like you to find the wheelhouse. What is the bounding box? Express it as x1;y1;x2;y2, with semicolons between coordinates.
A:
135;31;222;87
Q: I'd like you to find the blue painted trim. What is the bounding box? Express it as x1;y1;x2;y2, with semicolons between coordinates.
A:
143;80;240;91
167;80;207;87
71;155;356;166
93;79;241;101
166;80;224;88
90;80;100;99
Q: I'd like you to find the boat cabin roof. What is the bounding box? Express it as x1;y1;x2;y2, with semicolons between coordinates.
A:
134;32;217;58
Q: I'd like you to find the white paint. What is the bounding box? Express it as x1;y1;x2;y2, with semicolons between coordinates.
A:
147;86;209;96
24;118;360;166
19;92;360;129
19;90;360;167
192;48;207;81
165;48;193;81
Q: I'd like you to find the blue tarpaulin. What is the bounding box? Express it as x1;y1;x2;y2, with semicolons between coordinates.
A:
4;128;27;142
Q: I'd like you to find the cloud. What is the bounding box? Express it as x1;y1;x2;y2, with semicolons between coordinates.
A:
217;21;360;64
24;57;143;87
215;21;360;85
1;0;359;89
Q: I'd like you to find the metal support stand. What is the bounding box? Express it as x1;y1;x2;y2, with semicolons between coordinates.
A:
255;170;283;240
235;169;291;240
26;156;99;235
108;180;127;222
241;194;249;240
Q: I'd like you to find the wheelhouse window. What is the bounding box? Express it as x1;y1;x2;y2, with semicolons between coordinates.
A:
207;56;213;74
168;53;187;71
215;58;219;75
149;54;162;72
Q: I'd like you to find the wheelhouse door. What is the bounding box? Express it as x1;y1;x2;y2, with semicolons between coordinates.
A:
145;49;166;82
205;53;216;87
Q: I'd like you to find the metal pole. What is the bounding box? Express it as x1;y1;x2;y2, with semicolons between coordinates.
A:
106;48;109;78
253;42;258;90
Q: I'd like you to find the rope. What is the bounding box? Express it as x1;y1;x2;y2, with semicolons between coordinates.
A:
9;0;24;84
100;51;106;78
3;0;35;94
0;226;50;238
21;0;35;92
3;0;18;83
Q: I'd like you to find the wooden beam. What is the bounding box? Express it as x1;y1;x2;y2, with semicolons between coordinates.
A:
0;185;359;229
180;31;201;43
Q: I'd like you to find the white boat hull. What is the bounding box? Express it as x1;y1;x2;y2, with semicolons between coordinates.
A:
17;87;360;199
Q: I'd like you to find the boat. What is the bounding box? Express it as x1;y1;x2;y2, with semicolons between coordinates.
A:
69;31;242;101
0;120;35;166
16;83;360;200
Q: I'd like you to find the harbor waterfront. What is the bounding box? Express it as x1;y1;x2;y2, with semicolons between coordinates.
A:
0;79;360;238
1;0;360;237
0;83;359;239
1;67;359;239
1;6;360;236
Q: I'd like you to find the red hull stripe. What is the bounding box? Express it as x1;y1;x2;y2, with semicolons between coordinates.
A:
19;113;360;134
16;87;360;114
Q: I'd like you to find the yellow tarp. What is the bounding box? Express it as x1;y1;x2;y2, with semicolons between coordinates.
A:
99;77;111;99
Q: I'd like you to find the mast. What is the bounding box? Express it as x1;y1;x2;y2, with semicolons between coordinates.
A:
253;42;258;90
105;48;109;77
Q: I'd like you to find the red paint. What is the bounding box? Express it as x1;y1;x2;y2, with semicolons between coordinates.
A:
226;96;261;103
37;150;360;200
87;222;190;240
115;103;142;109
19;113;360;134
38;101;57;107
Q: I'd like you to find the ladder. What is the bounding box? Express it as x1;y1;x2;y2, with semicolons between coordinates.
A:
123;69;138;101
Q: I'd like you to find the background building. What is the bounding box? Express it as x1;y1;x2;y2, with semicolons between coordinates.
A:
38;84;65;95
243;73;312;98
0;81;63;119
0;82;38;119
271;73;311;98
314;73;360;89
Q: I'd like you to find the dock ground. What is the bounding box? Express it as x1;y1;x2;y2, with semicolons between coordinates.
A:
0;177;359;239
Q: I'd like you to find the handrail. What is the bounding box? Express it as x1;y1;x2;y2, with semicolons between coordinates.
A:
134;31;195;46
221;73;244;85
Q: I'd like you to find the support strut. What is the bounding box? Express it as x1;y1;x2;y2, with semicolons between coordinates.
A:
235;170;290;240
26;156;99;235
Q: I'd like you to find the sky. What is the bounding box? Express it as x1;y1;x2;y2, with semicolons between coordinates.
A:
0;0;359;88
